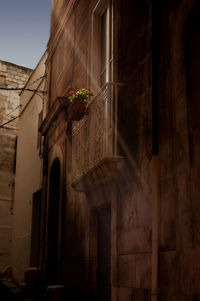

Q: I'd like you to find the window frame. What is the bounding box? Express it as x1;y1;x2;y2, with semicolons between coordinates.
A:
91;0;113;93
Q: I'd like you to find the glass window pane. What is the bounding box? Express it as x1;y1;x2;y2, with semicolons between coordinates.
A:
100;10;107;85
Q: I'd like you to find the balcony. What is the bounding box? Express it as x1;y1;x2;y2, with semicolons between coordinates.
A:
71;82;125;193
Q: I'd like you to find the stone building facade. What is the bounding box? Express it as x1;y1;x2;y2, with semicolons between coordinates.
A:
152;1;200;300
12;53;47;283
0;61;32;275
24;0;200;300
39;1;152;300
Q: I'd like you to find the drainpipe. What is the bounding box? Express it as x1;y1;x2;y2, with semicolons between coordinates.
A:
151;155;159;301
151;2;160;300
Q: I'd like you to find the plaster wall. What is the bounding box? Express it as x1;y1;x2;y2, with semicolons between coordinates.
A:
0;61;32;275
12;53;47;283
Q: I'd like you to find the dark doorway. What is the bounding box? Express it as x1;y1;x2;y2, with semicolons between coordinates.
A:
30;189;41;267
46;158;60;284
97;206;111;301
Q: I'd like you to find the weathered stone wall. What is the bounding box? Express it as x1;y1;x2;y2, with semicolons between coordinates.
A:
118;1;200;300
157;1;200;300
49;0;92;106
0;60;32;274
43;0;200;300
44;0;153;300
117;1;152;299
50;0;70;33
44;1;92;298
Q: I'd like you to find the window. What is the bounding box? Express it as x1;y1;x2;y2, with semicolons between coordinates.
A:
100;8;109;86
91;0;113;91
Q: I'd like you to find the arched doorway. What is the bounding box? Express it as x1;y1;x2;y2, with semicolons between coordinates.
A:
46;158;60;284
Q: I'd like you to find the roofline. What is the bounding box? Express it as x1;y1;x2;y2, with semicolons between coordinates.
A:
0;59;33;72
19;51;48;96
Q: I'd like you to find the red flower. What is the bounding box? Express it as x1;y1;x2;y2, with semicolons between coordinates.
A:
69;90;74;95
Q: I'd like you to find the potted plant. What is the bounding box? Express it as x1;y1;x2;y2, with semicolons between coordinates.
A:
68;88;93;121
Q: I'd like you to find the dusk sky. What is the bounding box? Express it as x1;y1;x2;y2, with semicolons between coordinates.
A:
0;0;51;69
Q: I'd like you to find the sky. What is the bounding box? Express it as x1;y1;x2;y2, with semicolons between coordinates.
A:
0;0;52;69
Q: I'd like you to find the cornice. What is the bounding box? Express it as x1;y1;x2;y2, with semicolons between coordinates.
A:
39;97;69;135
71;156;126;193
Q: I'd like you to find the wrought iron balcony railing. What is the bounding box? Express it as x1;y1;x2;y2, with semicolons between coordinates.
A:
72;82;124;183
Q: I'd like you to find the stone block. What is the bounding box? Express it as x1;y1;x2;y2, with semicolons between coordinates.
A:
88;258;97;284
160;177;177;250
135;253;151;288
146;23;152;55
132;288;151;301
121;1;148;52
176;169;190;214
12;235;31;283
158;75;172;110
0;200;11;226
1;65;7;72
136;189;152;226
191;129;200;165
159;292;183;301
174;93;188;133
118;226;152;255
46;285;65;301
118;255;136;287
180;248;196;293
0;227;11;252
118;287;132;301
159;106;174;147
62;258;88;288
160;250;179;292
21;268;42;300
191;248;200;294
190;166;200;209
180;212;193;248
24;267;41;288
159;144;174;180
0;254;11;274
191;211;200;248
120;41;140;81
174;131;190;171
118;193;137;230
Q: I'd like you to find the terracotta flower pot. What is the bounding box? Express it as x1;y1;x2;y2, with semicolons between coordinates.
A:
68;101;87;121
